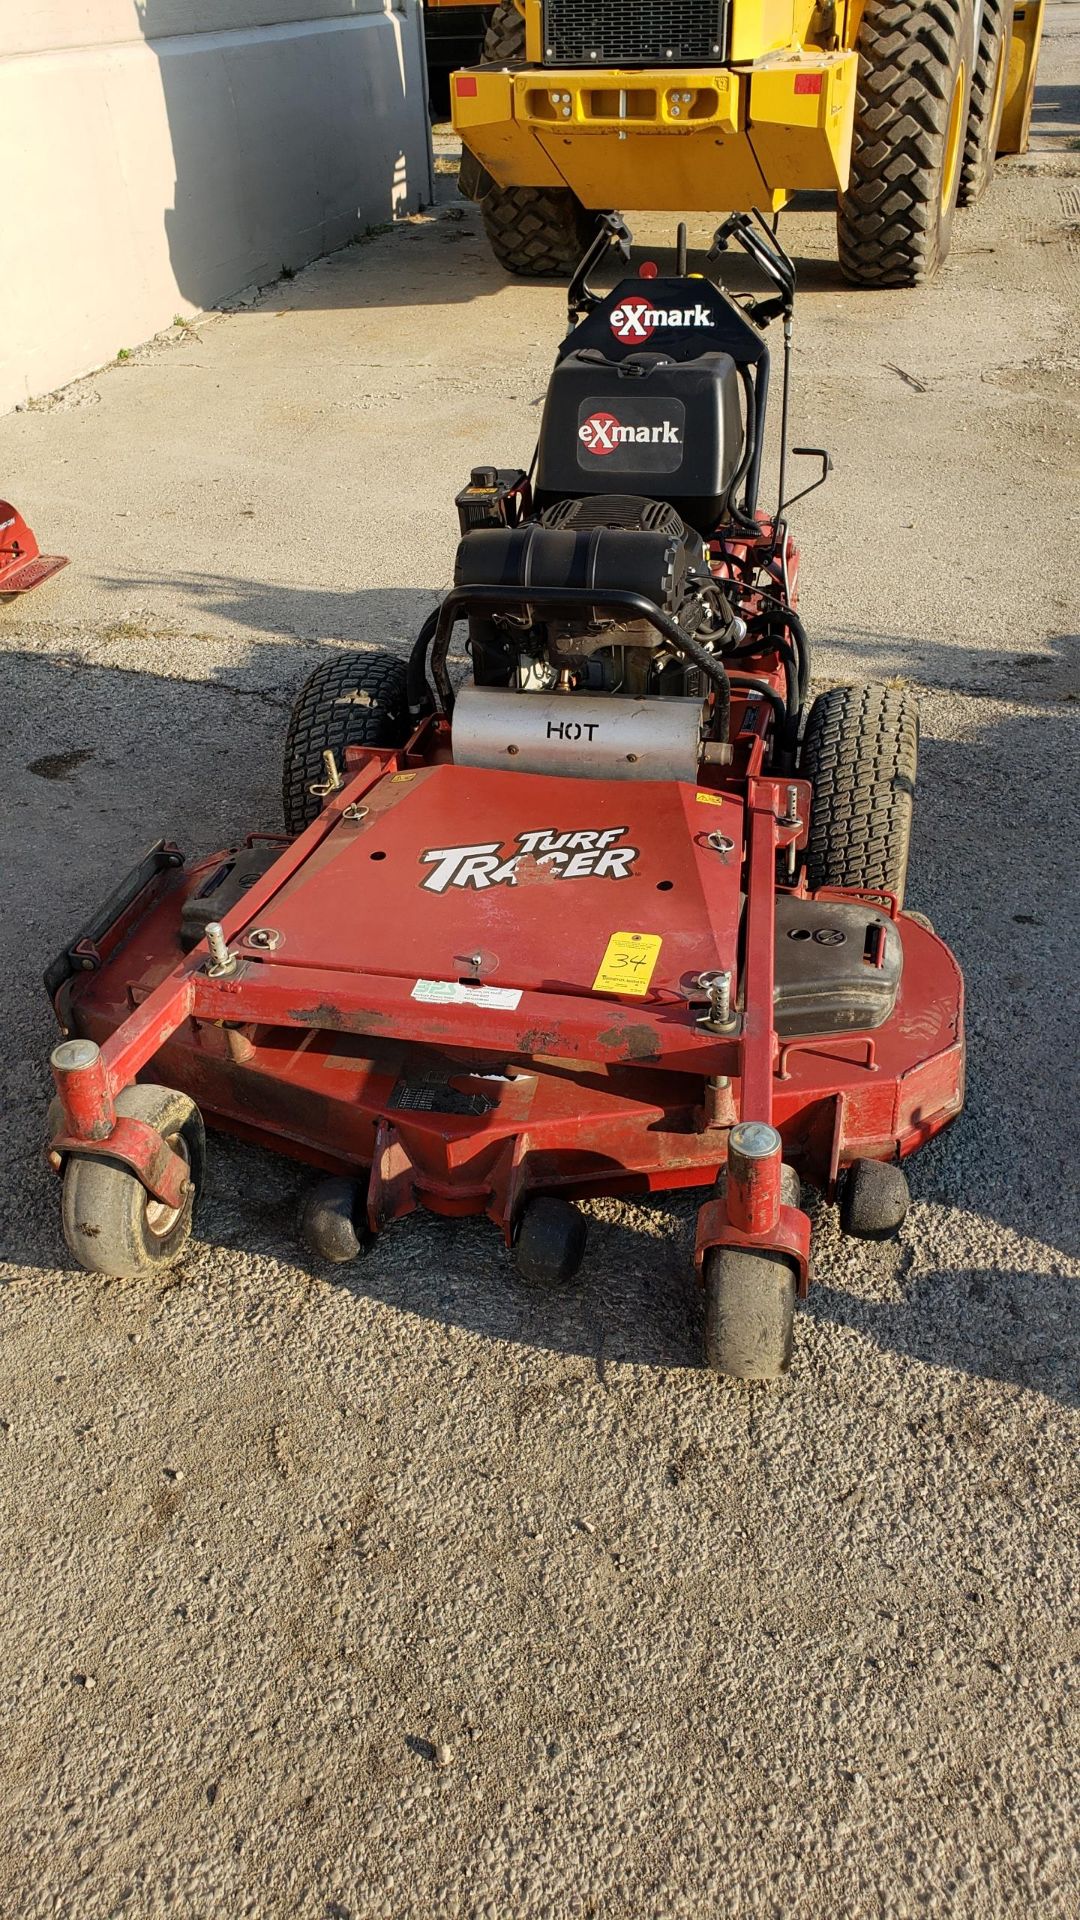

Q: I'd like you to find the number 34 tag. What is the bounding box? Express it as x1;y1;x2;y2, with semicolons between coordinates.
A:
592;931;663;997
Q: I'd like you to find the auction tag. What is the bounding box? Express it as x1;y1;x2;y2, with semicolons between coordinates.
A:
695;790;724;807
592;931;662;997
411;978;522;1010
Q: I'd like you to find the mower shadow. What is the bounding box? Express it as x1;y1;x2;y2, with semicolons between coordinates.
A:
806;1261;1080;1410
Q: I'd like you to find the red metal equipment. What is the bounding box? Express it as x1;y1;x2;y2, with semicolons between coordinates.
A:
42;216;964;1379
0;501;67;594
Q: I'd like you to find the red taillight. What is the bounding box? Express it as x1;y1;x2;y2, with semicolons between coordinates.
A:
640;260;659;279
794;73;823;95
455;75;478;98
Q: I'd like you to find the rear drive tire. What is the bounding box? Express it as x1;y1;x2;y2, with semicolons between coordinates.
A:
838;0;975;285
282;650;409;836
958;0;1010;204
703;1249;796;1381
481;0;526;63
799;682;919;906
60;1083;204;1279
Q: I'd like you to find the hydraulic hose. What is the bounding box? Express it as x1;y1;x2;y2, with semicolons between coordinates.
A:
406;607;441;719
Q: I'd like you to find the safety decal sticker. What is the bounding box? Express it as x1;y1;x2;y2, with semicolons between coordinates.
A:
411;979;523;1011
592;931;663;998
695;790;724;807
419;827;638;894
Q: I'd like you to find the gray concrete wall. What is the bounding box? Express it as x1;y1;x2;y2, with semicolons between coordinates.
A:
0;2;433;411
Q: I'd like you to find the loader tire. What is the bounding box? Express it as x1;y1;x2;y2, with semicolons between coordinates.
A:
468;4;605;277
837;0;975;286
282;649;409;836
481;184;603;279
958;0;1010;205
482;0;526;63
800;682;919;906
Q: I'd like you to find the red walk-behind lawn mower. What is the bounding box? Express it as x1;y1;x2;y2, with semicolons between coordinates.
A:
44;216;964;1380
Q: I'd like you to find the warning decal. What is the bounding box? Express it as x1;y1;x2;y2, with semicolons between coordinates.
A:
411;979;523;1011
592;932;663;998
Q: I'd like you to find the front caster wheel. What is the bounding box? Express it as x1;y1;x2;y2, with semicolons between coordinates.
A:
703;1249;796;1382
839;1159;910;1240
514;1196;587;1289
60;1084;204;1279
297;1176;369;1263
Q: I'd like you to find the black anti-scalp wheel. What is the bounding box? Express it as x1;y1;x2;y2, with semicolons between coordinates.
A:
297;1176;370;1264
839;1160;910;1240
514;1197;588;1289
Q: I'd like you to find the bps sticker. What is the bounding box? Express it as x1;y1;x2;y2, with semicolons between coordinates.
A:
420;826;637;894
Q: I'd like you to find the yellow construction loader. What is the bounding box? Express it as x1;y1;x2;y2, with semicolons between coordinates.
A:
451;0;1045;285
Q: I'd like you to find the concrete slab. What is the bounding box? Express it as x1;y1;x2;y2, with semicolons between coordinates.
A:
0;14;1078;1914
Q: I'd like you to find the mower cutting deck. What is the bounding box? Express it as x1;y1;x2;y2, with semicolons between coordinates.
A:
44;217;964;1379
0;500;67;595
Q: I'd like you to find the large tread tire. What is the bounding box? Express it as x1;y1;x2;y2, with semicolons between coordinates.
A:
703;1249;796;1382
471;3;603;279
800;683;919;906
282;650;409;837
958;0;1010;205
481;184;603;279
60;1084;204;1280
838;0;975;287
482;0;526;63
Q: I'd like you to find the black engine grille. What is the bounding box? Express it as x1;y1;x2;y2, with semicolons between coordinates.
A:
541;0;730;67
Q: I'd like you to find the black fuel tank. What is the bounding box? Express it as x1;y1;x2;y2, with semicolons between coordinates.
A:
534;345;744;536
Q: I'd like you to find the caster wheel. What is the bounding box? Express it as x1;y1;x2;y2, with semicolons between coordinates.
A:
297;1176;369;1263
60;1083;204;1279
839;1159;909;1240
703;1248;796;1382
514;1196;587;1289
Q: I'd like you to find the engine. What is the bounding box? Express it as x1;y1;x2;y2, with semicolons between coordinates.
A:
456;493;735;701
445;291;753;783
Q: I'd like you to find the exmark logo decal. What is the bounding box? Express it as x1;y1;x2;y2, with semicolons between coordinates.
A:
610;299;713;342
579;411;682;456
420;827;638;894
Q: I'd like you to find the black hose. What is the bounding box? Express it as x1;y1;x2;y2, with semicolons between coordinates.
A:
726;671;790;740
406;607;440;718
719;578;812;709
724;633;799;728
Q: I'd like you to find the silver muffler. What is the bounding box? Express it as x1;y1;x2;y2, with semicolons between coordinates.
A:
451;686;706;782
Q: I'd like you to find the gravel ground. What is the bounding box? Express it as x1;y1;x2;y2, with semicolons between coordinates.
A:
1;16;1078;1917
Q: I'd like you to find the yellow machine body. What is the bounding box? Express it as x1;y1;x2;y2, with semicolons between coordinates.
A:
452;0;861;210
451;0;1043;214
